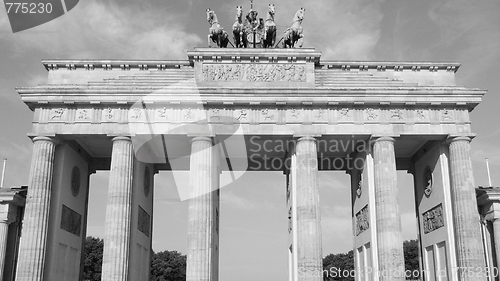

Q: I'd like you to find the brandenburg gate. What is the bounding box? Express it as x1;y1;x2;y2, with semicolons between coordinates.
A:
8;46;488;280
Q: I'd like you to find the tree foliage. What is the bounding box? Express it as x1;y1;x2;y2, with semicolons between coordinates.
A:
83;236;104;281
150;250;187;281
83;236;186;281
322;239;420;280
323;250;354;281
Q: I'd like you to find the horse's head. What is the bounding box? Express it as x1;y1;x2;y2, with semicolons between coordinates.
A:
207;8;216;24
294;7;305;22
268;4;275;16
236;6;242;20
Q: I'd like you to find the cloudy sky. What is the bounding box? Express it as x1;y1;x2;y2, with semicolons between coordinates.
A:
1;0;500;280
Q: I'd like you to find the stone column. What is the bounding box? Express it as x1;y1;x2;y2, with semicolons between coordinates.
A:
295;136;322;280
372;137;404;280
186;137;218;281
492;219;500;272
102;136;134;281
0;217;10;278
15;136;58;281
448;136;486;280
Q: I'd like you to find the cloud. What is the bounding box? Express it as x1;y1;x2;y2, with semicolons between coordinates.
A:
1;0;202;59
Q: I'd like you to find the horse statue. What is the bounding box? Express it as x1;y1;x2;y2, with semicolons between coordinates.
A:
282;7;305;48
232;6;248;48
262;4;276;48
207;8;229;48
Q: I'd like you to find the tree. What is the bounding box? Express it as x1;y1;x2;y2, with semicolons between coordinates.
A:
83;236;187;281
150;250;187;281
83;236;104;281
323;250;354;281
322;239;420;281
403;239;420;277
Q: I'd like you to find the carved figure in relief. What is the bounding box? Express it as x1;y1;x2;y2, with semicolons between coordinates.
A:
315;108;325;120
282;8;304;48
78;109;89;120
131;108;142;119
185;108;194;120
157;107;167;119
262;4;276;48
211;109;221;120
365;108;377;120
237;109;248;120
261;109;274;120
390;109;403;120
442;109;453;120
340;108;350;119
416;109;425;120
207;8;229;48
105;108;115;120
51;108;65;119
232;6;248;48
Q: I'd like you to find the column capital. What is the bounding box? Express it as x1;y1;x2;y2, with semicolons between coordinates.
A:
296;136;317;143
111;136;132;143
31;136;60;145
190;136;213;144
446;135;472;145
371;136;396;143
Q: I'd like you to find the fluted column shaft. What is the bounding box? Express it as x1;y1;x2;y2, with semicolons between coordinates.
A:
187;137;217;281
373;137;404;280
295;136;322;280
448;136;486;280
0;220;10;279
102;136;134;281
492;219;500;272
15;136;57;281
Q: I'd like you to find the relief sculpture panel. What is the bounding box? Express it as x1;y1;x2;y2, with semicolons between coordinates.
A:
202;63;307;82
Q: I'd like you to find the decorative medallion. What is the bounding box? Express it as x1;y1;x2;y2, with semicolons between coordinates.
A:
144;167;151;197
423;166;433;197
71;166;81;197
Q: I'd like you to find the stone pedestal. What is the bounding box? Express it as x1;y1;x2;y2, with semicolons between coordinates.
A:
186;137;219;281
295;136;322;280
448;136;486;280
102;136;134;281
373;137;405;281
15;136;58;281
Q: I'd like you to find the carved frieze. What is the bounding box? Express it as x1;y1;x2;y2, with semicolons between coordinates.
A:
355;205;369;236
422;204;444;234
364;108;379;121
102;107;118;122
202;63;307;82
50;108;66;121
76;109;91;121
40;106;464;126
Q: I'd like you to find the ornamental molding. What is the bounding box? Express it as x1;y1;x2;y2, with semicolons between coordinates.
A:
36;106;469;125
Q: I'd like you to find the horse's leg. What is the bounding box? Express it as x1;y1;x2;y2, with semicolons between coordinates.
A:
299;33;304;48
208;34;212;47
